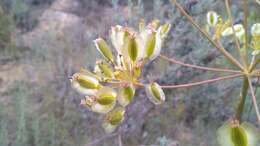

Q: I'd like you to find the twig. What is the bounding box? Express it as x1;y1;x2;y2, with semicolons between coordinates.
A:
247;76;260;126
171;0;244;71
160;54;242;74
161;74;242;89
243;0;249;64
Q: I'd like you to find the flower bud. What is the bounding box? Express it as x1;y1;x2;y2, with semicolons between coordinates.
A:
145;82;165;105
251;23;260;36
71;73;100;95
207;11;218;27
94;38;114;62
102;107;125;133
118;85;135;107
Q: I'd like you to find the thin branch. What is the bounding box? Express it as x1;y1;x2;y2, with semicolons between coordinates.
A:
224;0;248;67
171;0;244;71
160;54;242;74
161;74;242;89
247;76;260;126
247;77;260;120
243;0;249;63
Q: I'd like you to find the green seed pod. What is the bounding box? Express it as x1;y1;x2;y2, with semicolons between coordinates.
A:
127;36;138;62
118;85;135;106
217;121;260;146
145;31;156;58
207;11;218;27
96;61;114;78
106;107;125;125
145;82;165;105
81;95;115;114
94;38;114;62
73;73;100;89
231;125;248;146
91;101;115;114
96;87;117;105
71;73;100;95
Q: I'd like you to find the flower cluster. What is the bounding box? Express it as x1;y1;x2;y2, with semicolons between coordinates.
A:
206;11;260;56
70;20;171;133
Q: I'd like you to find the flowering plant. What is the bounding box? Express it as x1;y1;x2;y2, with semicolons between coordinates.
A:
71;0;260;145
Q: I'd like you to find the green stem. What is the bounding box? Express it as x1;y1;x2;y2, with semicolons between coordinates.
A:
235;77;249;121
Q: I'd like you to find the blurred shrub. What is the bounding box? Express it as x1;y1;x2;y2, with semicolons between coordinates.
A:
0;5;13;49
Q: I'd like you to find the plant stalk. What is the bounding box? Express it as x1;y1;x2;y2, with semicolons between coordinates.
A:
160;54;242;73
235;77;249;121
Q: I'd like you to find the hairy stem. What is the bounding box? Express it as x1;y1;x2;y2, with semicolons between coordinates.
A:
171;0;244;71
160;74;242;89
160;54;242;74
235;77;249;121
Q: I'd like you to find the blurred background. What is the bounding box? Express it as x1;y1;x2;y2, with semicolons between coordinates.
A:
0;0;260;146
